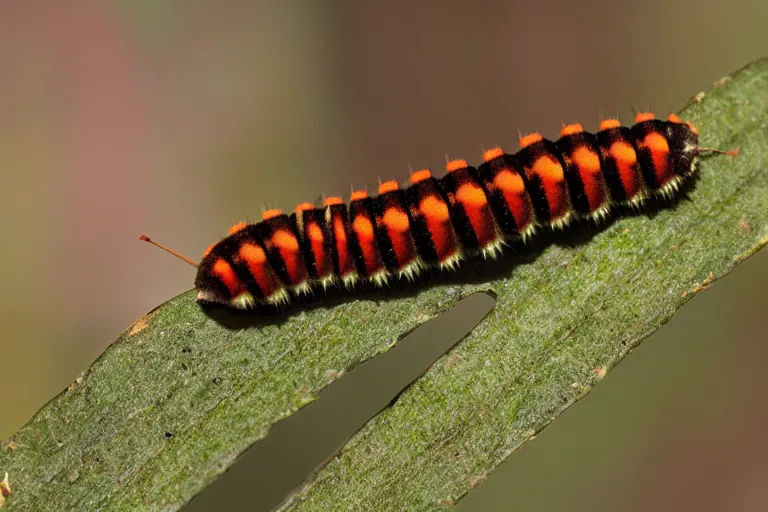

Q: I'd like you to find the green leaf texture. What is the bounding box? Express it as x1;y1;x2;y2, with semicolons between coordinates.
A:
1;59;767;511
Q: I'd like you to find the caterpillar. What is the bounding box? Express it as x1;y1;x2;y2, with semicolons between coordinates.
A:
140;112;736;310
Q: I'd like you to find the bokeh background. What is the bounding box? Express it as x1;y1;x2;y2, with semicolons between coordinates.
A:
1;1;767;511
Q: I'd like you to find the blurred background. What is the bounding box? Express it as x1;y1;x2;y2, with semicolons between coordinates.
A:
1;1;767;510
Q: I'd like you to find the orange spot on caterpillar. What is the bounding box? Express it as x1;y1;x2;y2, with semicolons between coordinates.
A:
456;183;488;208
611;141;637;164
493;169;525;195
599;119;621;130
530;155;568;219
229;221;248;234
239;242;266;264
332;213;355;277
644;132;671;185
645;132;670;153
635;112;655;123
352;215;381;274
686;121;699;135
519;133;542;149
305;221;329;277
295;202;314;213
212;258;243;296
352;215;375;240
482;147;504;162
456;182;497;248
667;113;683;123
419;195;457;262
379;180;399;194
572;146;601;173
493;169;532;232
307;222;324;242
446;159;468;172
560;123;583;136
238;242;281;297
271;229;300;252
332;216;347;244
419;195;450;222
324;197;343;206
203;244;215;257
383;208;410;233
609;140;641;200
410;169;432;183
386;222;417;268
531;155;564;182
262;209;282;220
572;146;605;211
350;190;368;201
271;229;306;284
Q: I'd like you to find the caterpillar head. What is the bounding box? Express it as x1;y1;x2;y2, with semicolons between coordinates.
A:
667;113;700;177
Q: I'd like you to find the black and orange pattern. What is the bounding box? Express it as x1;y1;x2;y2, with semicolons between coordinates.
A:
195;112;705;309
